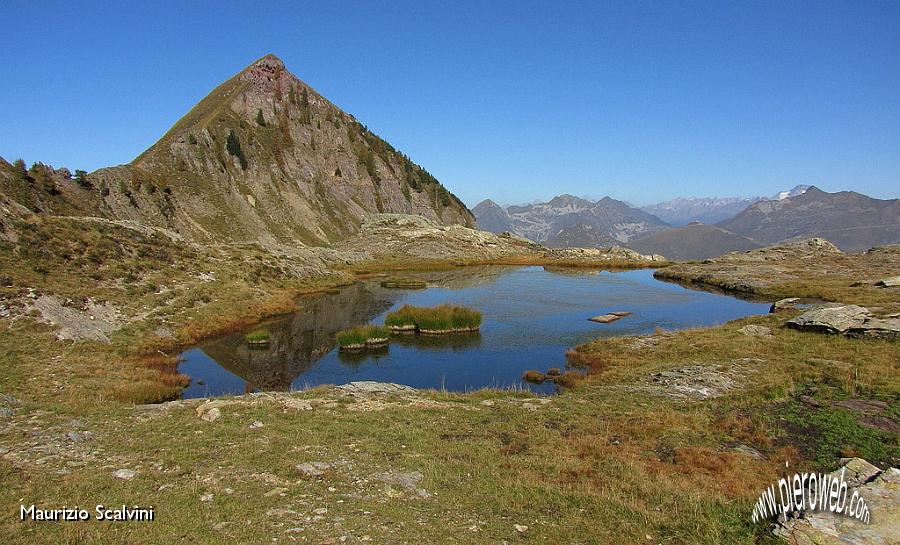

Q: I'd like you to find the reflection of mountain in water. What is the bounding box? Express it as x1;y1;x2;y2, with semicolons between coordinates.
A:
199;283;397;391
391;332;482;351
337;346;391;367
407;266;510;290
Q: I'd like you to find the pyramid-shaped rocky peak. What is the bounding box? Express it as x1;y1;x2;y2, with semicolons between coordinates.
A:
90;54;473;247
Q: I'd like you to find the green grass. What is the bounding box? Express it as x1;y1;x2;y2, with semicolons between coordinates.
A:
780;395;899;469
335;324;390;347
385;304;482;332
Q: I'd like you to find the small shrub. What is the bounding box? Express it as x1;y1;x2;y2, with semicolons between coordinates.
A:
522;370;546;383
74;169;92;188
553;371;582;388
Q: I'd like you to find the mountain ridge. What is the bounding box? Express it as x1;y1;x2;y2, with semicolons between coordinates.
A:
473;194;669;246
717;185;900;252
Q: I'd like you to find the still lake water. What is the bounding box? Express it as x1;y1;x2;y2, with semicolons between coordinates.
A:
178;266;770;398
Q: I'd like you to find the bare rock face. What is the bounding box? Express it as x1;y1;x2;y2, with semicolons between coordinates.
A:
774;458;899;545
786;305;900;339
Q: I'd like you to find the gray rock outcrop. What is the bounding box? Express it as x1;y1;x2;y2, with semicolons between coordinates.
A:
786;305;900;339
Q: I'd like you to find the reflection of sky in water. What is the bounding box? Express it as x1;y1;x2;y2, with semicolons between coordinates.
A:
179;267;770;398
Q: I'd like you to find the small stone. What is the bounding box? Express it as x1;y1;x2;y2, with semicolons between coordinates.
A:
514;524;528;533
249;420;264;429
66;431;92;442
201;407;221;422
200;494;214;502
732;444;765;460
313;507;328;515
738;325;772;338
113;469;137;480
296;462;331;477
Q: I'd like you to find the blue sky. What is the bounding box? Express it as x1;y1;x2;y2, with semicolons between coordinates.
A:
2;1;898;206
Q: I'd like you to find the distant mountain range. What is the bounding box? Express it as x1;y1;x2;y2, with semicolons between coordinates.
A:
639;185;810;226
718;186;900;252
471;194;669;247
474;184;899;258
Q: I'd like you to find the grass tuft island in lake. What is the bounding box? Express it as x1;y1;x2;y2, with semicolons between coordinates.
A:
336;324;391;351
244;329;271;347
385;304;482;334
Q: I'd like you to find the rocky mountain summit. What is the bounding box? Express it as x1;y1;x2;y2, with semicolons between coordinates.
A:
2;55;473;250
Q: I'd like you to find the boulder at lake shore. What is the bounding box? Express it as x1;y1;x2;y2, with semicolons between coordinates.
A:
770;297;800;313
785;304;900;339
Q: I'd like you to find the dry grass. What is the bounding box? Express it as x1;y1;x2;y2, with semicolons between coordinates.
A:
657;245;900;312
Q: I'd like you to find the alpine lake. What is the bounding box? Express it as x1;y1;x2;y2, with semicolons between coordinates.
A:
178;266;771;397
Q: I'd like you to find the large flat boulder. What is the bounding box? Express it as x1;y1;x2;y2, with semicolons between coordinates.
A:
336;381;417;395
785;305;870;334
784;305;900;339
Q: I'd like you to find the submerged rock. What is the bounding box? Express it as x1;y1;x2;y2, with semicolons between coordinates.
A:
589;314;622;324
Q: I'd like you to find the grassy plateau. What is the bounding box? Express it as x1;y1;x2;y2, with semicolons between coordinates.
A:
0;226;897;544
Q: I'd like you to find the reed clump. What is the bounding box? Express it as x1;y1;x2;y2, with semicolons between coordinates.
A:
336;324;390;351
384;304;482;334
